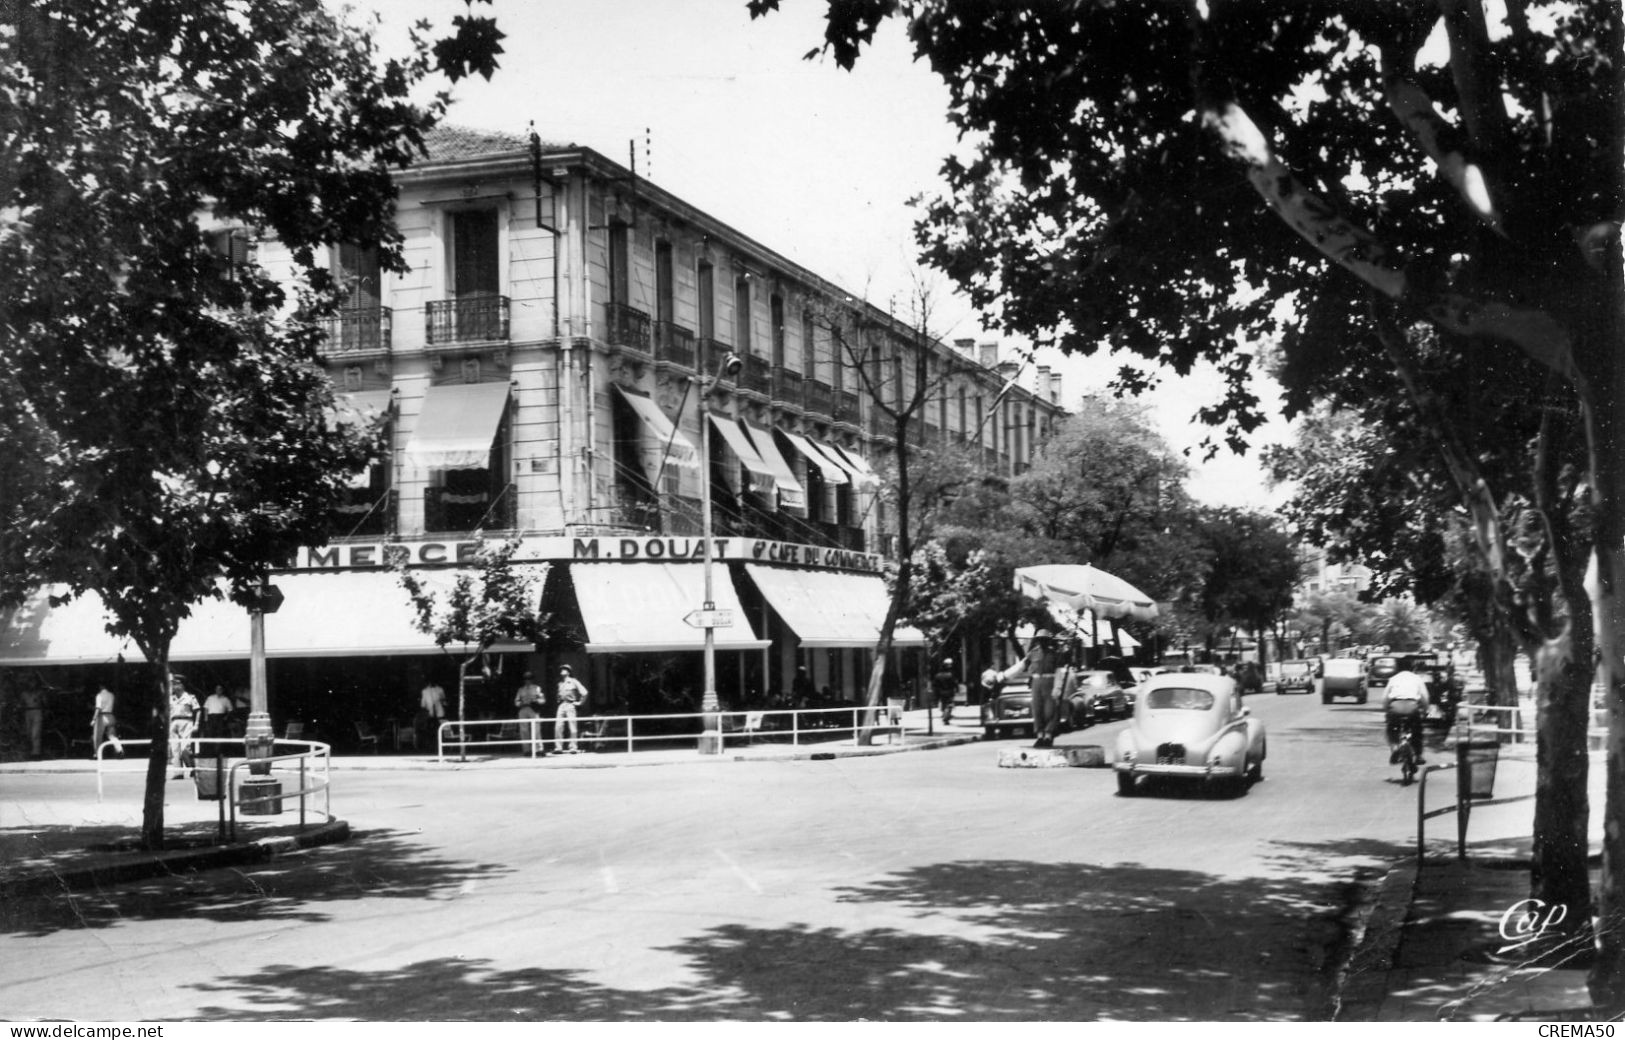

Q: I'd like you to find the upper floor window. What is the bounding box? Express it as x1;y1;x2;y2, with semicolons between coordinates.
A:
609;220;630;307
450;210;499;300
802;311;817;380
734;276;752;354
655;240;674;324
770;292;785;367
697;260;715;338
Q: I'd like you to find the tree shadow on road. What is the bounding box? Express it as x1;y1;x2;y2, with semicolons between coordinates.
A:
166;837;1409;1021
0;827;512;937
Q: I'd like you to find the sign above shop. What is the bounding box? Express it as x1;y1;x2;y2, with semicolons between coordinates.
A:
288;536;883;574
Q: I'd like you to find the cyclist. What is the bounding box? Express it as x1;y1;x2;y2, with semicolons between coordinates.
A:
1383;660;1431;767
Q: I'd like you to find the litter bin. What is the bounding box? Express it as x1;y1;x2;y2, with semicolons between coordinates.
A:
194;758;230;802
1458;739;1500;801
239;776;283;815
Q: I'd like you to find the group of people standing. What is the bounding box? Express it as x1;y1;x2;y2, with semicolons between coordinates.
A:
418;665;590;755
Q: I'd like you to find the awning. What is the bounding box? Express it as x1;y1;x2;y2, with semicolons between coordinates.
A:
615;385;700;481
744;564;927;649
827;442;882;489
404;381;510;469
815;439;877;489
571;563;770;654
0;568;547;665
780;430;847;485
741;422;807;512
709;415;778;500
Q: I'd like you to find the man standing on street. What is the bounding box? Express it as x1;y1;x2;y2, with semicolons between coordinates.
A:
514;671;546;755
20;684;44;760
167;677;199;778
1000;629;1063;749
932;657;958;725
419;678;446;747
91;684;123;759
555;665;588;754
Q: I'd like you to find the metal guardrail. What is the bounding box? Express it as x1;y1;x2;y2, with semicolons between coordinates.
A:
1462;702;1607;749
93;736;333;842
435;704;906;762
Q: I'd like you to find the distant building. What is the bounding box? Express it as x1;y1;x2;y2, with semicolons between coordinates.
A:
2;125;1066;739
1296;545;1372;597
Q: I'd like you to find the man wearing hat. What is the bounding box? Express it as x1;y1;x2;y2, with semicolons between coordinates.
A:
514;671;547;755
554;665;588;754
1000;629;1064;748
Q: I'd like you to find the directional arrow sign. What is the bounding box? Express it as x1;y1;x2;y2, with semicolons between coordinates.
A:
683;608;733;629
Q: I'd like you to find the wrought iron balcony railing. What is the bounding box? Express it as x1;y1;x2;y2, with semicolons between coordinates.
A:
424;482;516;534
772;367;803;409
607;302;652;353
426;296;509;345
741;354;773;396
321;307;392;356
654;321;696;369
805;380;833;418
834;390;861;426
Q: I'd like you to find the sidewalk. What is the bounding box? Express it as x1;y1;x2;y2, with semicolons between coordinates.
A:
1336;743;1608;1021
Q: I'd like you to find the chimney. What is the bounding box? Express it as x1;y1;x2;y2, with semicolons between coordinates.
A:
1049;371;1063;405
979;342;998;368
954;338;975;356
1037;365;1051;397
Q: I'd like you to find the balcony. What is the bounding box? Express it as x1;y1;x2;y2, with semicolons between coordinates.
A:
331;488;395;538
424;482;516;534
805;380;833;418
654;321;696;369
321;307;392;357
772;367;803;410
741;354;773;397
698;338;733;383
606;302;652;354
426;296;509;345
834;390;861;427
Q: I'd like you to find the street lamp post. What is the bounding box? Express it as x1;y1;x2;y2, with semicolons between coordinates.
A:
697;351;741;754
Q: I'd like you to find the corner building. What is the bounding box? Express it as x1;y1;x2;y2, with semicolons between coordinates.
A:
1;126;1066;745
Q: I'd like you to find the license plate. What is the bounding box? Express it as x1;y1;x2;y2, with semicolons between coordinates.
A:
1157;754;1185;765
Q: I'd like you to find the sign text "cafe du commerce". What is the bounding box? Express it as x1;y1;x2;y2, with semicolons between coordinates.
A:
292;536;883;573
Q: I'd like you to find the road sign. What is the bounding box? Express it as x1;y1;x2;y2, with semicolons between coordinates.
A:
683;608;733;629
254;584;284;615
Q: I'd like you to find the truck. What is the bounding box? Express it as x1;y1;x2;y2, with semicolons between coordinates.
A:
1321;657;1367;704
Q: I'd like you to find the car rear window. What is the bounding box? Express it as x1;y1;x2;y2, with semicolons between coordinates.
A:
1282;663;1310;675
1145;687;1215;711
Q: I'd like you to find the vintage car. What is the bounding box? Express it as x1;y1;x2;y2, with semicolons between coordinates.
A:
1075;669;1131;720
1277;659;1317;695
1321;657;1367;704
981;675;1094;740
1114;673;1266;796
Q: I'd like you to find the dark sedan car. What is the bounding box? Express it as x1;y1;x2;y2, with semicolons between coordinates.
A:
1075;670;1131;720
981;676;1098;740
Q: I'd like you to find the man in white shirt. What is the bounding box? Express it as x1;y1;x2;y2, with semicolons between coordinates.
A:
1383;662;1431;764
91;685;123;759
514;671;546;754
554;666;588;754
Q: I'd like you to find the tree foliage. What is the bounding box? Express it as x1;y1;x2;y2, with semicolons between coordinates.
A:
0;0;504;847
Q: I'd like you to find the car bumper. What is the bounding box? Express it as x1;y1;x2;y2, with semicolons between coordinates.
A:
1114;761;1243;779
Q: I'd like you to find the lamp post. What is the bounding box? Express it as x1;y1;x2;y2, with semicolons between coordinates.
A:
697;351;742;754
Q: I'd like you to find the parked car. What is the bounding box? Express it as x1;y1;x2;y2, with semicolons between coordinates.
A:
1277;659;1316;695
1075;670;1130;720
1321;657;1367;704
980;674;1097;740
1113;673;1266;797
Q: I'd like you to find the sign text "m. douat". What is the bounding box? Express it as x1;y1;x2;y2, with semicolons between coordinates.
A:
569;537;881;572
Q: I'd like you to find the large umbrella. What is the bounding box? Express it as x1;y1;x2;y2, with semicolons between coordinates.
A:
1013;564;1159;623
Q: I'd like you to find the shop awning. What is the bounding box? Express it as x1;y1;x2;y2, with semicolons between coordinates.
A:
741;422;807;512
826;442;882;489
743;564;927;649
615;385;699;481
0;567;547;665
709;415;778;500
403;381;510;469
780;430;847;485
816;439;878;489
570;563;770;654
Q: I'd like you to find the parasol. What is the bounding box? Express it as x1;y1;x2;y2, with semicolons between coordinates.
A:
1014;564;1159;622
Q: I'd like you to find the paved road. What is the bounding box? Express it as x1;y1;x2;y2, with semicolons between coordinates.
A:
1;693;1426;1021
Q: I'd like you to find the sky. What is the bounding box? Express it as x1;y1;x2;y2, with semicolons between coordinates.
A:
349;0;1292;508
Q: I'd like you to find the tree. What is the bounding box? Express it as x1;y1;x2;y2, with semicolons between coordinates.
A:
1189;509;1300;667
396;538;543;760
0;0;503;849
754;1;1625;1000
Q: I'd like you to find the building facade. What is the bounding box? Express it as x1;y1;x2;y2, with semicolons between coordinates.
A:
2;125;1066;746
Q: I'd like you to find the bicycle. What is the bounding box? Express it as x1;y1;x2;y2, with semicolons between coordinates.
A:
1395;737;1419;785
1386;706;1425;785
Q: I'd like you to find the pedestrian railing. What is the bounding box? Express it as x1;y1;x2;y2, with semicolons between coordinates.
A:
92;736;333;842
436;705;906;763
1463;702;1606;749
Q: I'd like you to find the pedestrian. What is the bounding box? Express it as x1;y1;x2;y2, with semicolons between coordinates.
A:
514;670;546;754
1000;629;1063;748
91;684;123;759
791;666;816;709
20;685;45;759
554;665;588;754
420;678;446;745
932;657;957;724
167;677;200;778
201;683;233;751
